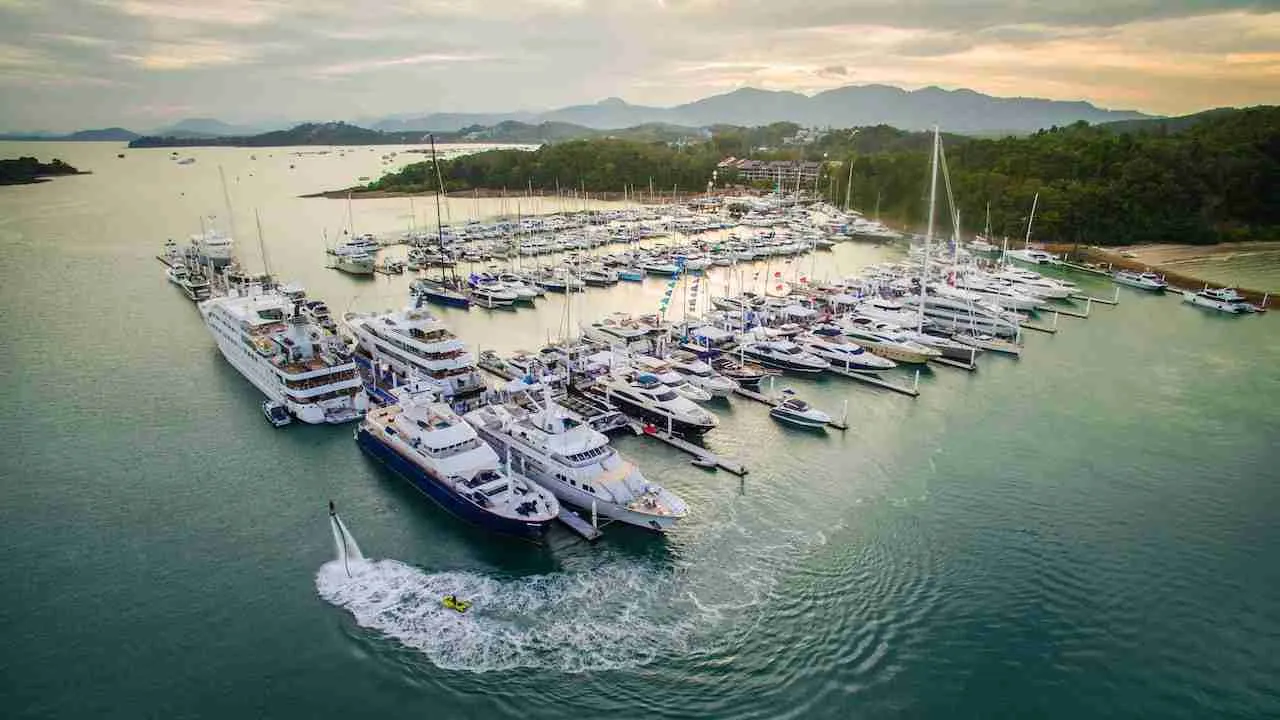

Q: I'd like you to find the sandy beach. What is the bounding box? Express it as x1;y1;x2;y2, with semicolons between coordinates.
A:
1107;242;1280;268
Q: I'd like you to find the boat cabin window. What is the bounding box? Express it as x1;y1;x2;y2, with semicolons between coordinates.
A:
650;390;678;402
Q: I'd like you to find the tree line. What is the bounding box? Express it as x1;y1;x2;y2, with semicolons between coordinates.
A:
366;106;1279;246
830;108;1279;246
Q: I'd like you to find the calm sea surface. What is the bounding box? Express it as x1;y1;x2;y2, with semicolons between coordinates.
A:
2;142;1278;719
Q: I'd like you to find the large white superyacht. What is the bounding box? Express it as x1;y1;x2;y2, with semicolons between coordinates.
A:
199;285;368;424
343;297;486;400
464;398;688;531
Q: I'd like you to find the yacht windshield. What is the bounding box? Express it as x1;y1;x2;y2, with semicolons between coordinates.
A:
651;390;678;402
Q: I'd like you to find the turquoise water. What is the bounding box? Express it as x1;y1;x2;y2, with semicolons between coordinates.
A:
2;142;1279;719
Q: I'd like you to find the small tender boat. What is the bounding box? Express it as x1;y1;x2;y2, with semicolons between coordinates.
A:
618;267;644;282
262;400;292;427
769;393;830;429
442;595;471;613
1113;270;1167;292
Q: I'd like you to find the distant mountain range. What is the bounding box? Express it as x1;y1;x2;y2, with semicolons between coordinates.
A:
0;127;140;142
374;85;1153;133
1;84;1172;142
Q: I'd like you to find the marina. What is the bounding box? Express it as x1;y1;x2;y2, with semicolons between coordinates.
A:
2;139;1276;720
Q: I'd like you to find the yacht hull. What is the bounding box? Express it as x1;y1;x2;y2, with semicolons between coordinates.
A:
356;427;550;541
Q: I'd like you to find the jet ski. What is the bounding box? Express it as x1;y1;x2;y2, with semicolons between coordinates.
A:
442;595;472;613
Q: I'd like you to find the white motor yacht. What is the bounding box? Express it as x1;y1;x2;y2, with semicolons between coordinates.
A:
343;298;486;399
667;353;739;397
737;340;830;374
199;285;368;424
599;373;719;437
464;399;688;531
1182;287;1256;314
797;332;897;372
1113;270;1168;292
770;394;831;429
837;318;942;364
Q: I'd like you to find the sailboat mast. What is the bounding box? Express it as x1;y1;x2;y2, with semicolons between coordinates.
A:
1025;192;1039;248
919;126;941;333
429;134;447;283
844;159;854;212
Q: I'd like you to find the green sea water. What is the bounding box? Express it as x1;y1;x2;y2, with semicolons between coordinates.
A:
2;142;1279;719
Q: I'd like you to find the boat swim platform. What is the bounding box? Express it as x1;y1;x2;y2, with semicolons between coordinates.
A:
556;506;604;541
627;421;749;476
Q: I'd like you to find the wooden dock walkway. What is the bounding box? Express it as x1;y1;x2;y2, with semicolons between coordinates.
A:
629;421;749;475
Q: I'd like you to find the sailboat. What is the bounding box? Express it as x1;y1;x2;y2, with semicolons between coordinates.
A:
413;135;471;309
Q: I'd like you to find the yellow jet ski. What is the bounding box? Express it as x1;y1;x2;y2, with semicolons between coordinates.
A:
442;595;472;613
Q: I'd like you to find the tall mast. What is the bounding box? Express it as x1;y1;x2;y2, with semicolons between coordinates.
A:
918;126;940;333
1024;192;1039;248
844;158;854;212
429;134;447;283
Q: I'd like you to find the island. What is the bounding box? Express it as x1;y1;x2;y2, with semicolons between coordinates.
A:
0;157;86;185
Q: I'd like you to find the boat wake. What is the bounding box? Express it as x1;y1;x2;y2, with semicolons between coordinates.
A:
318;515;692;673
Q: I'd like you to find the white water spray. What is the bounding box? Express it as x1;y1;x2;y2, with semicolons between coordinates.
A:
329;512;365;579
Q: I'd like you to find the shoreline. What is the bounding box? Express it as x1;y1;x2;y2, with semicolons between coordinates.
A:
302;186;743;202
1045;242;1277;301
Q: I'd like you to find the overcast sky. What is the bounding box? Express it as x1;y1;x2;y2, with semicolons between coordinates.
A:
0;0;1276;132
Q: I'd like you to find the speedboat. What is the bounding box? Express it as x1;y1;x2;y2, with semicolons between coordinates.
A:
262;400;291;427
1113;270;1168;292
357;391;559;540
710;355;768;388
465;398;688;531
738;340;830;374
598;373;719;437
797;332;897;372
769;394;830;429
618;267;644;282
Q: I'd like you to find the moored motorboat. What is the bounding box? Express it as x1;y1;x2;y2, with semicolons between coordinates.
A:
464;398;687;531
797;332;897;372
737;340;830;374
1113;270;1168;292
769;394;830;429
598;373;719;437
1182;287;1256;314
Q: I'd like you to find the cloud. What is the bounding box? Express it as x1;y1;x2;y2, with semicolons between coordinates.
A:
314;52;500;77
97;0;288;26
114;40;258;70
0;1;1276;130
